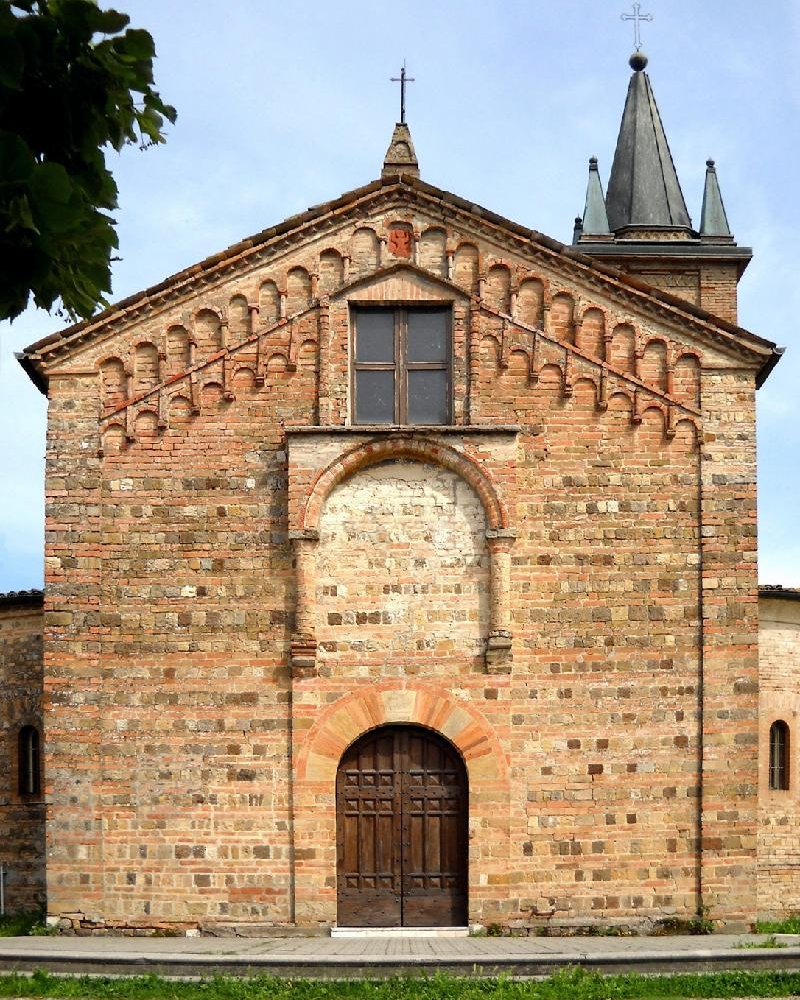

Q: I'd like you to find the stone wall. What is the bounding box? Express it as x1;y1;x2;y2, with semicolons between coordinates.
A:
758;591;800;917
0;593;45;914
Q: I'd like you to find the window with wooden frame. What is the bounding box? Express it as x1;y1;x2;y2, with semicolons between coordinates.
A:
352;307;451;425
769;719;790;790
18;725;41;796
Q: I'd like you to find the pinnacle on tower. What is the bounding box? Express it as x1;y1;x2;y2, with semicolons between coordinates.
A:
605;51;692;233
382;121;420;179
699;159;733;239
580;156;611;238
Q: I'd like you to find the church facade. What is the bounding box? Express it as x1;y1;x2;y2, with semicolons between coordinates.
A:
1;56;795;933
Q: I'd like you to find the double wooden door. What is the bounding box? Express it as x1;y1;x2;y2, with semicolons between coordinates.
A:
336;725;468;927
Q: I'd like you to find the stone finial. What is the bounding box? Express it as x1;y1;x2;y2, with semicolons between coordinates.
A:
382;122;420;179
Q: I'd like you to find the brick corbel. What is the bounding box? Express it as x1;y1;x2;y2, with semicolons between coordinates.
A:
485;527;516;673
289;528;320;676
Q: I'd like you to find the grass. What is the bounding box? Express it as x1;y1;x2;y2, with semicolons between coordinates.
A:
755;916;800;935
3;968;800;1000
0;912;49;937
735;935;787;949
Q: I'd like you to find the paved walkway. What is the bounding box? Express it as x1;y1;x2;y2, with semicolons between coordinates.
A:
0;932;800;979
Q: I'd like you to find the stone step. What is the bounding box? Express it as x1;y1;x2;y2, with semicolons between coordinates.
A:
201;923;328;938
331;926;469;938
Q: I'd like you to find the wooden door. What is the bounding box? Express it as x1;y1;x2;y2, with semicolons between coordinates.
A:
336;725;468;927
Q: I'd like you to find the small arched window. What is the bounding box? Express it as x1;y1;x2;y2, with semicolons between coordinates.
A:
18;725;40;796
769;720;790;791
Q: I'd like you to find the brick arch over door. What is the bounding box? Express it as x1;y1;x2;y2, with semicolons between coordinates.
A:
301;437;509;533
291;682;510;926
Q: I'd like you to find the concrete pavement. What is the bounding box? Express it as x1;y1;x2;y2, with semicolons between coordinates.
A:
1;931;800;979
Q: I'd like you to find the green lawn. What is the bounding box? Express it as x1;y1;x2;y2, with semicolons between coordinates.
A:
3;969;800;1000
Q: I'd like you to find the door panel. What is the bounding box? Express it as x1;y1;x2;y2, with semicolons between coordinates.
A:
336;725;467;927
337;730;401;927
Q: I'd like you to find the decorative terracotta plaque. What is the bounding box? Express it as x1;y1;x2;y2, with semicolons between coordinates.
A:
388;227;412;258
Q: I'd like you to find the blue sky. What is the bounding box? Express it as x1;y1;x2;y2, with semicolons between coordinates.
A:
1;0;798;591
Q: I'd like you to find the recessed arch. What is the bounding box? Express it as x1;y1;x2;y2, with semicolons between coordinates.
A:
302;437;508;532
292;681;508;926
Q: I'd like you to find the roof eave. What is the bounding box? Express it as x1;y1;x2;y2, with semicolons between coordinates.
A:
16;351;48;396
756;346;785;389
759;585;800;602
18;173;775;390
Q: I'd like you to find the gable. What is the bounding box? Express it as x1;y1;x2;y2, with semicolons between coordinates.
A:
18;175;780;451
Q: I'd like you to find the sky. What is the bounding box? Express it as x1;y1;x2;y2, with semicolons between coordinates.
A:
1;0;799;592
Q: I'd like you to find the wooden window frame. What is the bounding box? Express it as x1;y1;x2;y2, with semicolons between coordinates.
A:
769;719;790;791
351;306;452;425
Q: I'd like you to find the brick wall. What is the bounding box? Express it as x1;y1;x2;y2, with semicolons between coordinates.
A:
0;595;45;914
30;193;766;931
758;594;800;917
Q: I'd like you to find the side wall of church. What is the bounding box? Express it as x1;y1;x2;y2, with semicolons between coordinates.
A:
697;372;760;926
758;594;800;917
0;597;45;913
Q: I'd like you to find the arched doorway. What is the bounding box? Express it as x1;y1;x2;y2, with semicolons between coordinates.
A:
336;724;468;927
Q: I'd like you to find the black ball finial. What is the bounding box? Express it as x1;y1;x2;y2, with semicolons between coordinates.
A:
629;50;648;71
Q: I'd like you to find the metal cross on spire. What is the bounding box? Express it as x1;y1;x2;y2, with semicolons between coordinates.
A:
621;3;653;51
390;61;415;124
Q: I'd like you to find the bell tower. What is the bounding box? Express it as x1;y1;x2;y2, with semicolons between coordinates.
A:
573;52;751;325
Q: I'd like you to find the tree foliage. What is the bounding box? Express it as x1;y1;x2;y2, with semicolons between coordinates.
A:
0;0;176;322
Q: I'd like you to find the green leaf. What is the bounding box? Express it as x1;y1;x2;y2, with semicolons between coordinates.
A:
0;0;175;321
0;35;24;88
4;193;37;232
92;7;130;35
112;26;155;61
29;160;72;204
0;131;35;183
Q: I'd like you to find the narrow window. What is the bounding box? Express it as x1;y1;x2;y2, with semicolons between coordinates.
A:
769;720;790;791
352;307;451;425
18;725;40;796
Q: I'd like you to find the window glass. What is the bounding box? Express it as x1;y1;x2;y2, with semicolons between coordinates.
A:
407;311;448;363
352;306;451;425
769;720;790;790
356;311;395;363
407;369;449;424
355;370;395;423
19;725;40;796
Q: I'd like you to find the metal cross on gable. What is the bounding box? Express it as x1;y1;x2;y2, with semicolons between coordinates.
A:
621;3;653;51
390;61;415;124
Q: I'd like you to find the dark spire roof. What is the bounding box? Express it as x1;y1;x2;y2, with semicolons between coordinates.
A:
382;121;419;179
605;52;692;232
700;159;733;238
581;156;610;236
